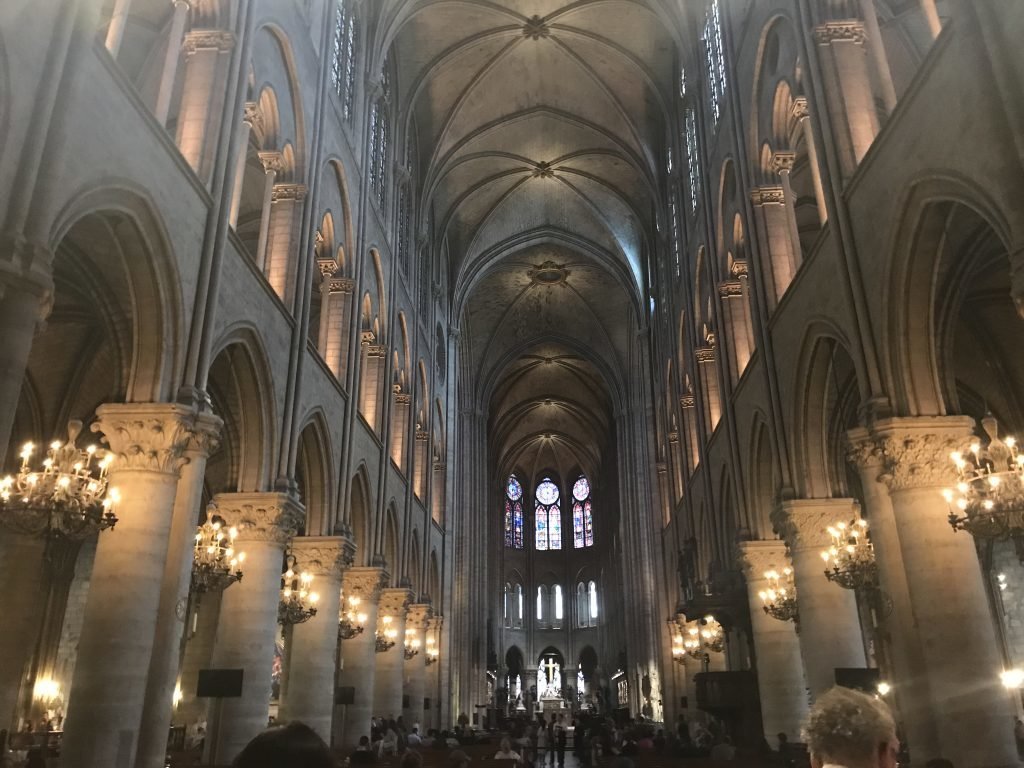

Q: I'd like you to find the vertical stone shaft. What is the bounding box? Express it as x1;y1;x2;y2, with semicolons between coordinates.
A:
62;403;196;768
403;604;431;729
373;588;412;720
204;492;301;764
336;567;385;748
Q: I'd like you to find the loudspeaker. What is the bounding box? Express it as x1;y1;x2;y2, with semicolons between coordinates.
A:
196;669;244;698
335;686;356;705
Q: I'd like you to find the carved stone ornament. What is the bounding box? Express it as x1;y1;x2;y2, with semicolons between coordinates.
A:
737;539;790;579
814;21;867;46
271;183;307;202
791;97;810;122
365;344;388;357
258;150;286;175
379;587;414;617
845;427;884;473
92;403;200;476
873;417;975;492
718;280;743;298
523;15;549;40
406;603;433;630
212;492;303;545
289;537;350;579
730;259;749;279
415;431;429;442
186;411;223;458
680;395;697;409
750;186;786;206
394;393;412;406
343;566;388;603
695;346;716;363
771;151;797;175
773;498;858;551
330;277;355;295
318;259;338;279
182;29;236;55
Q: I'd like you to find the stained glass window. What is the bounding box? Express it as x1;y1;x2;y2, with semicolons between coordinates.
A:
572;475;593;548
331;1;358;123
703;0;727;125
685;108;700;212
369;53;391;209
535;477;561;550
505;474;523;549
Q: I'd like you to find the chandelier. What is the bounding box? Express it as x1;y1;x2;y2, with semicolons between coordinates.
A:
670;632;686;665
759;568;798;623
375;615;398;652
681;615;725;660
278;554;319;625
821;518;877;590
338;595;368;640
425;635;439;665
943;415;1024;539
0;421;119;540
190;507;245;593
404;628;421;660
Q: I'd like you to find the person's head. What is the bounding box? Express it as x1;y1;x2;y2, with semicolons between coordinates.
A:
359;736;370;747
924;760;955;768
232;722;333;768
777;732;789;745
500;737;512;752
803;687;898;768
401;750;424;768
448;749;471;768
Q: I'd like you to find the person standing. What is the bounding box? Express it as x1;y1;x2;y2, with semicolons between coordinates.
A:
555;714;567;767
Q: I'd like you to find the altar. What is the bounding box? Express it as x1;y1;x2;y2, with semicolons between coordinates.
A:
535;657;568;713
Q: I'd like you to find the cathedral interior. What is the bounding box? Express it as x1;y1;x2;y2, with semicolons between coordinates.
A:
2;0;1024;766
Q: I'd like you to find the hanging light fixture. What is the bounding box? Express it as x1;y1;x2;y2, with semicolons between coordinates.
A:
425;635;439;666
404;628;421;659
338;595;368;640
821;518;877;590
943;415;1024;539
759;568;799;623
682;615;724;661
0;421;119;540
671;632;687;665
375;615;398;652
190;506;245;593
278;553;319;625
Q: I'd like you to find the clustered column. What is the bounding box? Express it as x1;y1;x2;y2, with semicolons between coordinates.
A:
335;567;385;748
403;603;431;729
278;535;353;743
738;540;808;747
373;587;413;721
203;492;303;764
774;498;866;696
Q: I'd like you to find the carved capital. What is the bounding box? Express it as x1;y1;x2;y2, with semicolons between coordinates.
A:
773;498;858;552
433;462;446;472
212;491;303;546
330;277;355;294
750;186;786;206
317;258;338;279
872;416;975;492
258;150;286;175
845;427;884;474
364;344;388;357
415;431;429;442
737;539;790;580
394;392;412;406
92;403;199;476
343;566;387;603
791;97;810;122
718;280;744;298
243;101;262;131
771;151;796;175
378;587;413;617
730;259;749;279
680;395;696;409
406;602;433;630
185;411;223;458
695;346;715;364
290;536;351;580
271;183;307;202
182;29;235;54
815;21;867;46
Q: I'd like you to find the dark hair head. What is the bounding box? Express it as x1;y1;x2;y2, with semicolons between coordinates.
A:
401;750;424;768
359;736;370;746
232;722;333;768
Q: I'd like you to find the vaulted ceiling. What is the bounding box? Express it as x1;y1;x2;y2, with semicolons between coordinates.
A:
382;0;682;476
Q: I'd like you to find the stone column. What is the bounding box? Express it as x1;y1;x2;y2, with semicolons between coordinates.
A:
228;102;259;228
390;391;411;469
425;615;443;730
204;492;302;764
62;403;196;768
277;536;352;743
790;98;828;226
153;0;191;125
919;0;942;39
403;604;431;729
253;151;283;271
771;151;804;268
0;535;47;733
0;236;52;465
173;589;222;725
335;567;385;748
373;588;412;720
738;540;809;747
718;278;752;380
103;0;134;56
264;183;306;305
774;498;866;696
413;431;429;500
857;0;898;114
749;186;798;306
846;428;940;759
175;29;235;183
360;343;388;433
695;346;721;433
875;417;1018;767
320;277;354;379
136;412;222;768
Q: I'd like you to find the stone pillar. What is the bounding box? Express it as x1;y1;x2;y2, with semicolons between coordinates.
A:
153;0;191;125
425;615;443;730
277;536;352;743
919;0;942;39
718;277;752;380
104;0;134;56
875;417;1019;767
204;492;302;764
857;0;898;114
264;183;306;306
135;412;222;768
228;102;259;228
738;540;809;747
336;567;385;748
695;346;721;433
846;428;940;759
373;588;412;720
0;535;47;733
173;589;222;725
814;22;880;175
790;98;828;226
771;151;804;268
175;30;235;182
360;343;388;433
774;498;867;696
403;604;431;729
62;403;196;768
390;391;411;469
0;236;52;465
749;186;798;306
413;431;429;500
320;277;354;379
253;151;283;271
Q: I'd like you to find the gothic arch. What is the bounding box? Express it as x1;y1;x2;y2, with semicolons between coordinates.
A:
349;464;374;565
295;411;334;536
383;503;400;584
745;414;776;539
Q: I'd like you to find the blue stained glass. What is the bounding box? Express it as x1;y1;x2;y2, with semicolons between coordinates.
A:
535;510;547;551
572;476;590;501
513;500;523;549
507;475;523;501
505;498;513;547
573;501;585;549
536;478;559;506
549;504;561;550
584;499;593;546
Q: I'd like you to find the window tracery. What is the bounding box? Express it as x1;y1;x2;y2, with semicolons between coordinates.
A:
535;477;561;550
330;0;358;122
572;475;594;548
504;474;524;549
